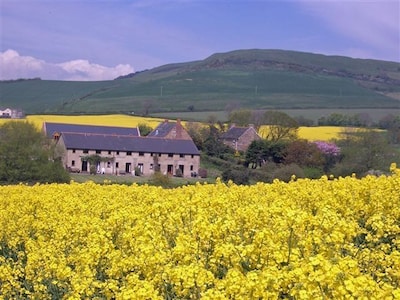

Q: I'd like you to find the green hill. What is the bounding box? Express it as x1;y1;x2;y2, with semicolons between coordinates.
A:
1;49;399;115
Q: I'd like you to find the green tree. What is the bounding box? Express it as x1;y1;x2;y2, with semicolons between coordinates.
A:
333;129;397;176
0;121;70;184
283;140;325;168
261;111;298;142
245;140;286;168
229;109;252;126
138;123;153;136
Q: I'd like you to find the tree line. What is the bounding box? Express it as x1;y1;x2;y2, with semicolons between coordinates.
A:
185;109;400;184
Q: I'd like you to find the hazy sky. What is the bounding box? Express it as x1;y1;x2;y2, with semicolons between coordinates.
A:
1;0;399;81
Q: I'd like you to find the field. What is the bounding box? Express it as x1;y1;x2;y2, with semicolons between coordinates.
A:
1;165;399;298
0;114;358;141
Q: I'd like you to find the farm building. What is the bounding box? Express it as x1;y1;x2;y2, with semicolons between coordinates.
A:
45;122;200;177
0;108;24;119
220;124;261;152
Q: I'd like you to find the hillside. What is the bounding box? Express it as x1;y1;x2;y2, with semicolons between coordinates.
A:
1;49;399;115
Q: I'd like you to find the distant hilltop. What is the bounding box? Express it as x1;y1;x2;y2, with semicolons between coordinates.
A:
1;49;399;115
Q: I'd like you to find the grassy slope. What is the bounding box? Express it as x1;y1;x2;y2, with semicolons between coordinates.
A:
1;49;399;114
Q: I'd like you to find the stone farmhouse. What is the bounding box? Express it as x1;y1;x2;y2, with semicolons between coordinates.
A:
220;124;261;152
43;121;200;177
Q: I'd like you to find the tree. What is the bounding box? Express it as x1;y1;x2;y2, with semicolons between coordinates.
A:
333;129;397;176
378;114;400;144
228;109;265;131
203;125;233;158
0;121;70;184
284;140;325;168
229;109;252;126
245;140;287;168
138;123;153;136
260;111;299;142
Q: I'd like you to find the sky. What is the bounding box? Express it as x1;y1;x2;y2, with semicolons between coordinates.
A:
1;0;399;81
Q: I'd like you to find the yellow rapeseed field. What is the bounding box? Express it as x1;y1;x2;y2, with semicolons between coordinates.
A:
0;115;350;141
1;164;399;299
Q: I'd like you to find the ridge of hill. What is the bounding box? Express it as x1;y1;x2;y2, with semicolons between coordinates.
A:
1;49;400;115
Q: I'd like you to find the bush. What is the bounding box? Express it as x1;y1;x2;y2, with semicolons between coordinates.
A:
303;167;324;179
272;164;305;182
222;167;249;185
198;168;208;178
148;172;173;188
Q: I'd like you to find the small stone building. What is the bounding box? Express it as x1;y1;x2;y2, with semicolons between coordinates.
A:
220;124;261;152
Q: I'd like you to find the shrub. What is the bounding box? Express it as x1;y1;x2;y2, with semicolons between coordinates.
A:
148;172;173;188
198;168;208;178
222;167;249;185
272;164;305;182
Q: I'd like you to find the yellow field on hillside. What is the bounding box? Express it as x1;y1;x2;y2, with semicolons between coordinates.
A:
0;115;360;141
0;114;165;130
297;126;345;141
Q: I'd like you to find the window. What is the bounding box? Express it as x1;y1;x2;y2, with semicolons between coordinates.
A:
190;165;193;171
107;161;111;168
191;155;194;158
116;162;119;168
83;150;89;154
168;153;173;158
108;151;112;155
150;164;153;170
72;160;75;166
180;154;184;158
96;150;101;154
127;151;132;156
72;149;76;153
116;151;120;155
139;152;144;156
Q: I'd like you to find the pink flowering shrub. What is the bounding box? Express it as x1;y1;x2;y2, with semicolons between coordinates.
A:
313;141;340;156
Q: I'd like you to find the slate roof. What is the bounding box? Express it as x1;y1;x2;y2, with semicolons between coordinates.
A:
61;133;200;155
43;122;139;138
147;121;176;137
220;127;249;140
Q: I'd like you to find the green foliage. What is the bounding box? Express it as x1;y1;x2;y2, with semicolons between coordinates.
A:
203;125;234;158
333;129;398;176
138;123;153;136
261;111;299;142
245;140;286;168
0;121;70;184
148;172;173;188
271;164;305;182
221;166;250;185
283;140;325;168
